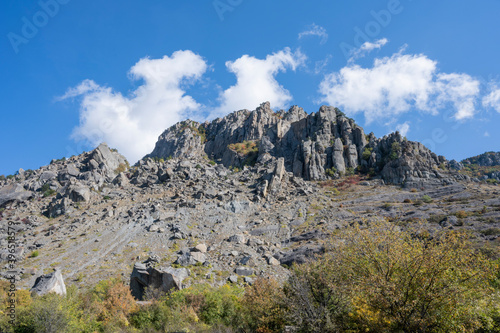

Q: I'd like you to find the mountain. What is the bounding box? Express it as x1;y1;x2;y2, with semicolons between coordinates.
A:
448;151;500;183
145;102;464;188
0;103;499;300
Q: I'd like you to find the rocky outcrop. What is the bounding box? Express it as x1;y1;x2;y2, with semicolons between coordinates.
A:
130;263;189;300
0;184;33;208
30;268;66;296
462;152;500;167
144;120;206;160
145;102;454;187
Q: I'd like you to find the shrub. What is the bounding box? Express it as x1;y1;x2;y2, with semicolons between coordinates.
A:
456;210;469;218
284;255;351;332
422;195;433;203
325;167;337;177
288;221;497;332
135;283;245;331
382;202;392;210
30;250;39;258
228;141;258;156
41;183;56;197
362;147;373;161
483;228;500;236
114;162;129;175
84;278;138;330
0;175;5;181
241;278;286;333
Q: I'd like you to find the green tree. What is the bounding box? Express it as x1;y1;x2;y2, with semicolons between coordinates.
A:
335;222;494;332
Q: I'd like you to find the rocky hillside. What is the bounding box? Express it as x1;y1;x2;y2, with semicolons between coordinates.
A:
0;103;498;298
463;151;500;166
448;152;500;183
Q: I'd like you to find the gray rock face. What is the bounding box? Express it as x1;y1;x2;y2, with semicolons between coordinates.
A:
274;245;325;266
462;152;500;167
68;184;91;202
30;268;66;296
235;267;254;276
144;120;205;160
86;143;129;181
0;184;33;207
130;263;189;300
144;102;450;186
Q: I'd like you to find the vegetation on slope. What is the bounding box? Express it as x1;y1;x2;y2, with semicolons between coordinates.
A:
2;221;499;333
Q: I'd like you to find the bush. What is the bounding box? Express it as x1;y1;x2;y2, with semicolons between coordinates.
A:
362;147;373;161
114;162;129;175
325;167;337;177
132;283;245;332
30;250;39;258
166;284;243;328
287;221;496;332
41;183;56;197
83;278;138;330
284;255;351;332
422;195;433;203
242;278;286;333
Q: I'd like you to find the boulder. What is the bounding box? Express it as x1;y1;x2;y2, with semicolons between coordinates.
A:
68;185;91;202
228;234;246;244
30;268;66;296
193;244;208;253
235;267;254;276
130;263;189;300
0;184;33;207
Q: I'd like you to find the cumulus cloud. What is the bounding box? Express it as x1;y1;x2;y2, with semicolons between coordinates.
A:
212;48;306;117
298;24;328;45
395;121;410;137
349;38;388;62
483;85;500;113
60;50;208;163
319;48;481;123
434;73;480;120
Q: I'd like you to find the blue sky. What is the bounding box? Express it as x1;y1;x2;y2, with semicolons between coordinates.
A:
1;0;500;175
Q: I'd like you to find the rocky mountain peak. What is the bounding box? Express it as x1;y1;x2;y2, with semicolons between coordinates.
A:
145;102;459;187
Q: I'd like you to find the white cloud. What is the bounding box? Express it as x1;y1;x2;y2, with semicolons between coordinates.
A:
298;24;328;45
484;131;490;137
434;73;480;120
395;121;410;137
212;48;306;117
349;38;388;62
61;50;208;163
483;85;500;113
314;55;332;75
319;48;481;123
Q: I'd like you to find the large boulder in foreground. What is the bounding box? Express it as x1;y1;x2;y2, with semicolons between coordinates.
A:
130;263;189;300
30;268;67;296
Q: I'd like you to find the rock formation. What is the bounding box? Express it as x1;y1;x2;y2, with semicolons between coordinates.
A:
146;102;456;187
30;268;66;296
130;262;189;300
